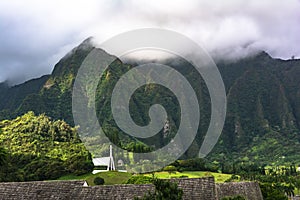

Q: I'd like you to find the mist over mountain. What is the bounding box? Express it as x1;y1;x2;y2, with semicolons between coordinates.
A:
1;1;300;85
0;39;300;164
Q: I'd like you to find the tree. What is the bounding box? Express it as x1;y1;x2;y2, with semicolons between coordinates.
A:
135;178;183;200
295;177;300;194
0;147;7;166
0;112;93;181
221;196;246;200
259;183;288;200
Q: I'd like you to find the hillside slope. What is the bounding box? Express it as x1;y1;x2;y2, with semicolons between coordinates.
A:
0;39;299;164
0;112;93;181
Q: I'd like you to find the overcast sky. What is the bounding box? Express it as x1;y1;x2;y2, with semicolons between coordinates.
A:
1;0;300;85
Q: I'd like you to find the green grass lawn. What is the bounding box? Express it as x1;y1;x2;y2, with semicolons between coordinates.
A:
143;171;233;183
58;170;233;186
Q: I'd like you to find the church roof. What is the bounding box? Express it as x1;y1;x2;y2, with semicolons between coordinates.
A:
93;157;111;166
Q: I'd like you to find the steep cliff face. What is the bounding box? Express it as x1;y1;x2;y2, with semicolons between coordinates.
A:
0;39;300;162
0;75;50;119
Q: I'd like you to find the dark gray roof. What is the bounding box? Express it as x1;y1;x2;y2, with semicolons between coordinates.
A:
70;184;153;200
0;177;263;200
0;180;84;200
0;180;152;200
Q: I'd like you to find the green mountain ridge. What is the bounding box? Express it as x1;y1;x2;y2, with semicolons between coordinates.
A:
0;39;300;165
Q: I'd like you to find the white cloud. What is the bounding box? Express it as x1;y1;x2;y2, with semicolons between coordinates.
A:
0;0;300;84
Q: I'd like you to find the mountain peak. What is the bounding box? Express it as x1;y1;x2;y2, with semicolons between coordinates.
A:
256;51;272;59
58;37;95;64
77;37;95;50
67;37;95;55
0;80;10;88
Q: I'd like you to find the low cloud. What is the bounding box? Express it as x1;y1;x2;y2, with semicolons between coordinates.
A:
0;0;300;84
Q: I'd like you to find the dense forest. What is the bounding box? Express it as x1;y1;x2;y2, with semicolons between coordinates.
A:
0;112;93;181
0;38;299;199
0;38;299;167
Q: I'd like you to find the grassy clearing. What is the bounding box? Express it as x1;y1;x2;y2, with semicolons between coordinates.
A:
142;171;233;183
58;170;233;185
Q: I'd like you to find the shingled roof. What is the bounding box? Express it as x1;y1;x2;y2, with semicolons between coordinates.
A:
0;177;263;200
0;180;84;200
0;180;152;200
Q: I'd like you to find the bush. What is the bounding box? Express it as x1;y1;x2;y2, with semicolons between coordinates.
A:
173;158;207;171
225;174;239;182
135;178;183;200
163;165;177;172
23;157;66;181
259;183;288;200
66;153;94;175
221;195;246;200
0;147;7;166
94;177;105;185
125;175;153;184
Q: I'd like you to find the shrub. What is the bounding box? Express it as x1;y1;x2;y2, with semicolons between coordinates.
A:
259;183;288;200
225;174;239;182
221;195;246;200
94;177;105;185
135;178;183;200
125;175;153;184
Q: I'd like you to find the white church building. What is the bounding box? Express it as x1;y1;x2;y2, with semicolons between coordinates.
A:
92;145;116;174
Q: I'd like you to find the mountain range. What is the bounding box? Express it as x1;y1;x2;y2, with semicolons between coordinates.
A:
1;38;299;165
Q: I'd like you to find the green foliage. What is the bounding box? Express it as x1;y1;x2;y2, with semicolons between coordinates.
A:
125;175;153;184
135;178;183;200
259;183;288;200
142;171;232;183
171;158;217;172
0;146;7;166
163;165;177;178
66;153;94;175
0;75;50;120
23;157;66;180
221;195;246;200
163;165;177;172
225;174;239;182
0;112;93;181
0;40;300;166
93;177;105;185
227;162;299;199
